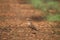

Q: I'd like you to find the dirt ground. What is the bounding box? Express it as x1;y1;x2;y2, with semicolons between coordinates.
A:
0;0;60;40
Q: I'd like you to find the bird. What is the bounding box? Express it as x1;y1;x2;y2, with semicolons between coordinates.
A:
26;17;38;31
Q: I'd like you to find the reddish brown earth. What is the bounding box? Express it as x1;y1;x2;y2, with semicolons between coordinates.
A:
0;0;60;40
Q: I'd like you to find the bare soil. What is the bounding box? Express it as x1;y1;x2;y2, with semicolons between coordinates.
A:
0;0;60;40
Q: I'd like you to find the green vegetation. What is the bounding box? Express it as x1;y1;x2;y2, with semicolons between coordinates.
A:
46;14;60;21
30;0;60;21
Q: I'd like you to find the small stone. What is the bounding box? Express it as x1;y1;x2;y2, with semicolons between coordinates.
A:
26;34;29;36
37;39;40;40
3;38;7;39
18;30;24;32
41;39;43;40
